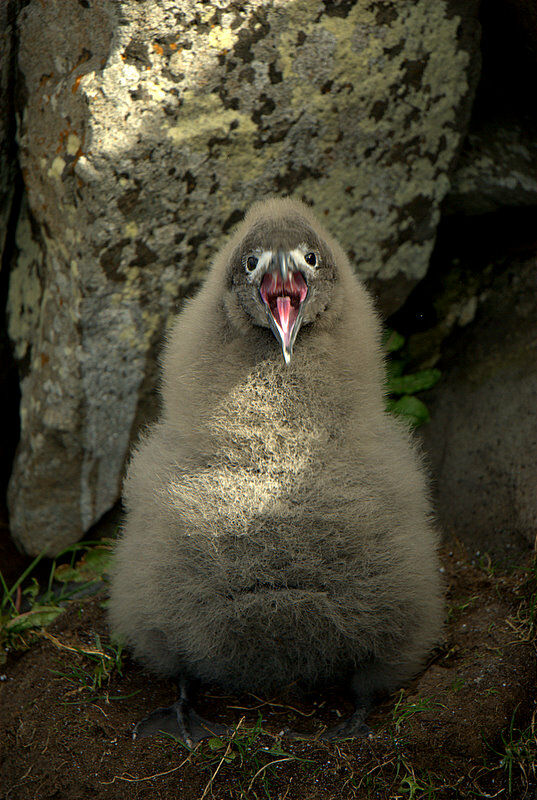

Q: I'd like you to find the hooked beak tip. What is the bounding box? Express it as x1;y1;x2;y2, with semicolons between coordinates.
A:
259;263;308;365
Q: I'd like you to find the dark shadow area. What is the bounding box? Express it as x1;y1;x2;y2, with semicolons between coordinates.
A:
472;0;537;127
386;201;537;567
388;204;537;340
0;0;28;580
0;174;23;585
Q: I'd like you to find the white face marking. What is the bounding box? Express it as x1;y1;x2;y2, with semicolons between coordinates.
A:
244;249;273;282
290;244;319;280
244;245;319;283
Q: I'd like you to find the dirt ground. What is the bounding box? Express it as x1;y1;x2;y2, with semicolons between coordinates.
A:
1;540;536;800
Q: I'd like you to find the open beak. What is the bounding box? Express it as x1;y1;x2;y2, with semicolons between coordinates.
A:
259;252;308;364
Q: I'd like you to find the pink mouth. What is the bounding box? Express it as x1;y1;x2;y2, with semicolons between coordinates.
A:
259;271;308;350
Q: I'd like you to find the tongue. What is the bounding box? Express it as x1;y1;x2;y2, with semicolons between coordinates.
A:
276;296;293;347
259;270;307;363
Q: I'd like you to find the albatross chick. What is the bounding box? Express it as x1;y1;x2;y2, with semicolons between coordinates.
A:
109;198;443;744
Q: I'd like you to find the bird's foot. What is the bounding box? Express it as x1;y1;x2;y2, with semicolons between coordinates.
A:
285;704;371;741
134;700;229;747
320;713;370;740
321;700;372;740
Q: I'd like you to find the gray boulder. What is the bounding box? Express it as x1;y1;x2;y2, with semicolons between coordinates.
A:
6;0;480;555
421;257;537;561
445;122;537;216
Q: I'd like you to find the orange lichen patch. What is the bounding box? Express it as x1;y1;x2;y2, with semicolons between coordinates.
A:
69;147;85;171
40;353;50;367
169;42;178;50
72;75;83;94
39;73;52;89
153;43;164;56
67;48;92;76
56;129;70;154
76;49;92;67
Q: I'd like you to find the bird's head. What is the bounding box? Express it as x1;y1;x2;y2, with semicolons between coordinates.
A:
223;199;338;364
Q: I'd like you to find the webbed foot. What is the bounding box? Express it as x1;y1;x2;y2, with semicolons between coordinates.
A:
285;686;372;741
134;702;229;745
133;678;229;747
320;707;371;740
285;713;370;741
319;688;373;740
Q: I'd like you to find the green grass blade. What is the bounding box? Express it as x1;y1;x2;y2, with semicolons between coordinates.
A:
1;552;46;611
0;570;18;613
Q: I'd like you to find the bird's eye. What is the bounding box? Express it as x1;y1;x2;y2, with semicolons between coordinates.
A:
246;255;258;271
304;252;317;267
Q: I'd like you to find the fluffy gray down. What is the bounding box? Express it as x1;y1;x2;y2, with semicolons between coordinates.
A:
108;198;444;696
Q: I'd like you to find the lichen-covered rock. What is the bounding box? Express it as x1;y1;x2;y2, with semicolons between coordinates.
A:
444;122;537;215
421;257;537;560
7;0;480;555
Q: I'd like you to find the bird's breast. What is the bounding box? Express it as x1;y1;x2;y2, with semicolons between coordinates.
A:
164;360;347;541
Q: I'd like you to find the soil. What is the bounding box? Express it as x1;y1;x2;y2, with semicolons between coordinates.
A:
1;540;536;800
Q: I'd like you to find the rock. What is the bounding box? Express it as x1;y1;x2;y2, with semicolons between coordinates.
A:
6;0;480;555
444;122;537;216
0;1;19;262
421;257;537;560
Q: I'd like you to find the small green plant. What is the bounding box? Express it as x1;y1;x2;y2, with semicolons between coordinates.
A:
1;539;124;701
179;715;314;799
53;543;113;584
398;767;439;799
383;329;441;427
0;540;113;662
399;773;434;798
513;557;537;642
446;594;479;621
391;690;447;734
1;551;56;659
49;630;125;701
500;717;537;795
478;552;497;577
346;742;450;799
485;709;537;796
